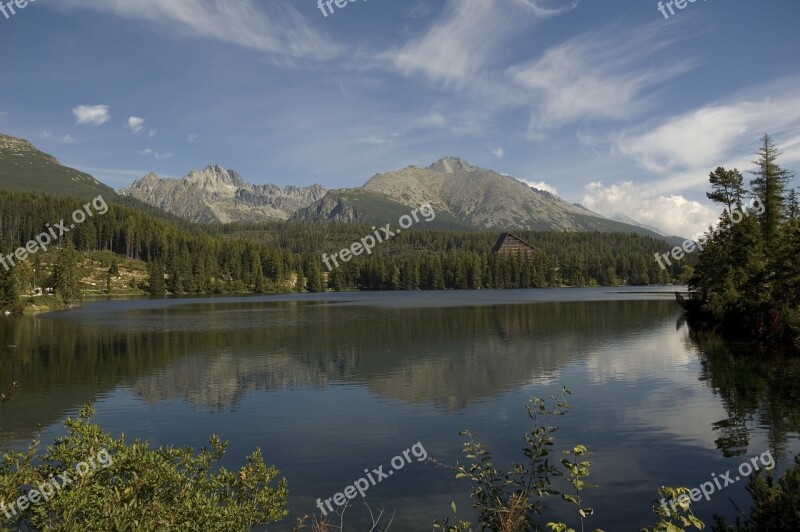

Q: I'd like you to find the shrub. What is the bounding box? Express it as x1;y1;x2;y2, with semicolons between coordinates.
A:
0;406;288;531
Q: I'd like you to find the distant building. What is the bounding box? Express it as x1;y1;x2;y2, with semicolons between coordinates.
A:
492;232;538;257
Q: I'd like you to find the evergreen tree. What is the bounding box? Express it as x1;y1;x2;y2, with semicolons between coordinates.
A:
148;259;167;296
750;134;794;245
707;167;745;212
51;244;82;303
787;188;799;220
0;245;19;309
305;259;324;293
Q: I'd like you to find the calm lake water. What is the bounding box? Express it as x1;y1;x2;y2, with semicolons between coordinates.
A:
2;287;799;530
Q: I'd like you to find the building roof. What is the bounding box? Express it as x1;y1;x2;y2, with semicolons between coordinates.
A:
492;232;539;254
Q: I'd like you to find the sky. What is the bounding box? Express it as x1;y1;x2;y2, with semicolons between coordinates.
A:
1;0;799;237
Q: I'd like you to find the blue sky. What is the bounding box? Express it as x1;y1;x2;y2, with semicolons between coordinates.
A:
1;0;798;236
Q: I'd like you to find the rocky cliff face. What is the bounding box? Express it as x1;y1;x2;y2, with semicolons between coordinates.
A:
118;165;326;223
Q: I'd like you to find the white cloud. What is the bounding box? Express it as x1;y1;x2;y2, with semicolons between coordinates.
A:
385;0;496;86
126;116;157;137
491;146;504;158
186;134;199;143
384;0;538;87
73;105;111;126
60;134;76;144
613;88;800;191
385;0;581;89
522;179;558;196
137;148;172;161
582;181;720;238
57;0;338;62
126;116;146;133
518;0;579;17
509;24;694;133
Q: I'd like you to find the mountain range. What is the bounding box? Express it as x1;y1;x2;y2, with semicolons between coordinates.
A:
120;155;671;237
118;166;326;224
0;132;672;239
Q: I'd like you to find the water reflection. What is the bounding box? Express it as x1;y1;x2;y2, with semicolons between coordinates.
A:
1;299;676;443
687;330;800;458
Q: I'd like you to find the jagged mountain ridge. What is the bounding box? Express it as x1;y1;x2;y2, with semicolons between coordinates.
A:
120;156;670;237
118;165;327;223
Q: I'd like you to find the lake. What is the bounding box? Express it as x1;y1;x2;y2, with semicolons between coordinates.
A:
2;287;799;530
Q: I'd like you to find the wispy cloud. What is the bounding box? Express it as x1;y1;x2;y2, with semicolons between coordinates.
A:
383;0;526;87
491;146;504;158
186;133;199;143
137;148;172;160
518;0;579;17
509;24;695;133
126;116;157;137
73;104;111;126
41;131;77;143
56;0;339;62
613;86;800;191
357;134;399;149
408;3;434;18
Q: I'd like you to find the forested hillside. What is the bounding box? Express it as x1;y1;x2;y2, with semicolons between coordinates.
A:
0;190;690;307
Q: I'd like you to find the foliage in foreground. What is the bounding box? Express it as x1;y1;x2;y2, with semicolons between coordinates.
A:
0;406;288;531
431;388;704;532
3;396;799;531
712;454;800;531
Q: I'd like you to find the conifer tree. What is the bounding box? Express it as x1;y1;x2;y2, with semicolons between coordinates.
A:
750;134;794;245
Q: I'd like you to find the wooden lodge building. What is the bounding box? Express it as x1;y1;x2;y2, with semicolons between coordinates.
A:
492;232;538;257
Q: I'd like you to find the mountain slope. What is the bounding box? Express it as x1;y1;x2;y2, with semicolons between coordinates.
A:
296;157;666;236
0;133;115;198
119;165;327;224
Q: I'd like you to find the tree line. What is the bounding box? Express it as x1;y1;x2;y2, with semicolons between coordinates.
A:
0;189;691;306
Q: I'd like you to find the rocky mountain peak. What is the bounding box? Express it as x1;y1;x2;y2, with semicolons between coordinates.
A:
118;165;326;224
428;157;477;174
184;165;247;190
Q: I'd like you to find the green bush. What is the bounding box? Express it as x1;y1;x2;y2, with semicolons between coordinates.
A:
0;406;288;531
433;388;704;532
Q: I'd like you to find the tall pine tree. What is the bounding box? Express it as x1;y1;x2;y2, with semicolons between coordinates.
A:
750;134;794;245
